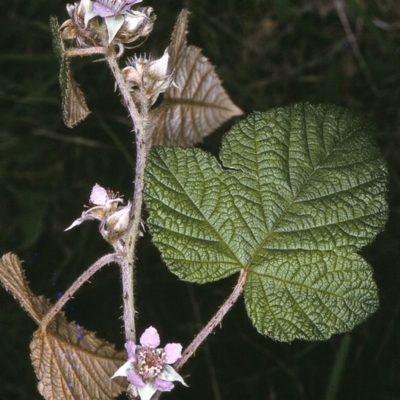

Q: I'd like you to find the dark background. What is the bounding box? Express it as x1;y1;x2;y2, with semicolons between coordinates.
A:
1;0;400;399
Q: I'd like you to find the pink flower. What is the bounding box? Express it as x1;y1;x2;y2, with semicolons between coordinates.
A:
65;184;131;252
92;0;142;18
112;327;187;400
90;183;109;205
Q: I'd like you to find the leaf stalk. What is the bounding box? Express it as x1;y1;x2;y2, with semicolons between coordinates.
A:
174;268;248;370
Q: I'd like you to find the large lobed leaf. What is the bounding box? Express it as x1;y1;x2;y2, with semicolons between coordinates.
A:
0;253;126;399
144;103;388;341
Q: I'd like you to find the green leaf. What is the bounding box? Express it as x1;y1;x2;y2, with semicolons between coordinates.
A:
144;103;388;341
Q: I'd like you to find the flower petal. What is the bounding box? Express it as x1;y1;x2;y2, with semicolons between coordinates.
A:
120;7;154;43
127;369;145;387
159;364;188;387
90;184;108;206
110;361;132;379
137;383;157;400
125;340;137;361
125;0;143;6
93;1;116;17
154;378;174;392
64;205;107;231
64;217;85;231
79;0;96;27
121;0;143;13
164;343;182;364
106;202;131;234
104;198;124;213
148;49;169;78
105;15;125;43
123;10;145;32
140;326;160;348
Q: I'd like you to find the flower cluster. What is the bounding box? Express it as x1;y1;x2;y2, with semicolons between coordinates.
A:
122;49;172;106
60;0;155;46
112;327;187;400
65;184;131;252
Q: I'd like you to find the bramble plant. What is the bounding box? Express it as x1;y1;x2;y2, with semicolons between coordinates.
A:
0;1;389;400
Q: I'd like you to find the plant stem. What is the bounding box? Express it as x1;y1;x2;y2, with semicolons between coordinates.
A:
66;47;106;57
174;269;248;370
105;47;149;343
105;48;141;129
40;253;118;329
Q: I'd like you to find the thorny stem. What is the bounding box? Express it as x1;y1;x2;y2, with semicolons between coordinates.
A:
40;253;119;329
174;269;248;370
106;47;149;342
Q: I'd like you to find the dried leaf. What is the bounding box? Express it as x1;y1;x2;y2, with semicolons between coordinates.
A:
0;253;126;399
151;10;243;147
50;16;90;128
62;75;91;129
31;323;126;400
168;9;189;70
0;253;49;323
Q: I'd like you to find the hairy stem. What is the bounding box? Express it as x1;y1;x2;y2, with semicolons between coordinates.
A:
106;48;141;130
40;253;119;329
66;47;106;57
106;48;149;342
174;269;248;370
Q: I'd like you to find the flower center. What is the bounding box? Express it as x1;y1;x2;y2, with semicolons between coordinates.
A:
136;347;166;379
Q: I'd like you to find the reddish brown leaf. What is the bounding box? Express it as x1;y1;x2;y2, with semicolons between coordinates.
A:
0;253;126;400
0;253;49;323
31;323;126;400
50;16;90;128
151;9;243;147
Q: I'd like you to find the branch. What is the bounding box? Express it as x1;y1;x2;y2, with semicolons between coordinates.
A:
174;269;248;370
66;47;106;57
40;253;119;329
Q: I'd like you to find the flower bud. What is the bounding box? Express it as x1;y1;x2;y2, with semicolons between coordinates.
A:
122;49;173;106
65;184;131;252
103;202;132;244
61;0;153;47
118;7;155;43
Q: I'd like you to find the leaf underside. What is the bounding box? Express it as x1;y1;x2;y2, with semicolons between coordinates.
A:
0;253;126;400
144;103;388;341
151;9;243;147
50;16;90;128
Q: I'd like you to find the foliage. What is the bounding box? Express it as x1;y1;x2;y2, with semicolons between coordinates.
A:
0;253;126;400
50;16;90;128
145;103;387;341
